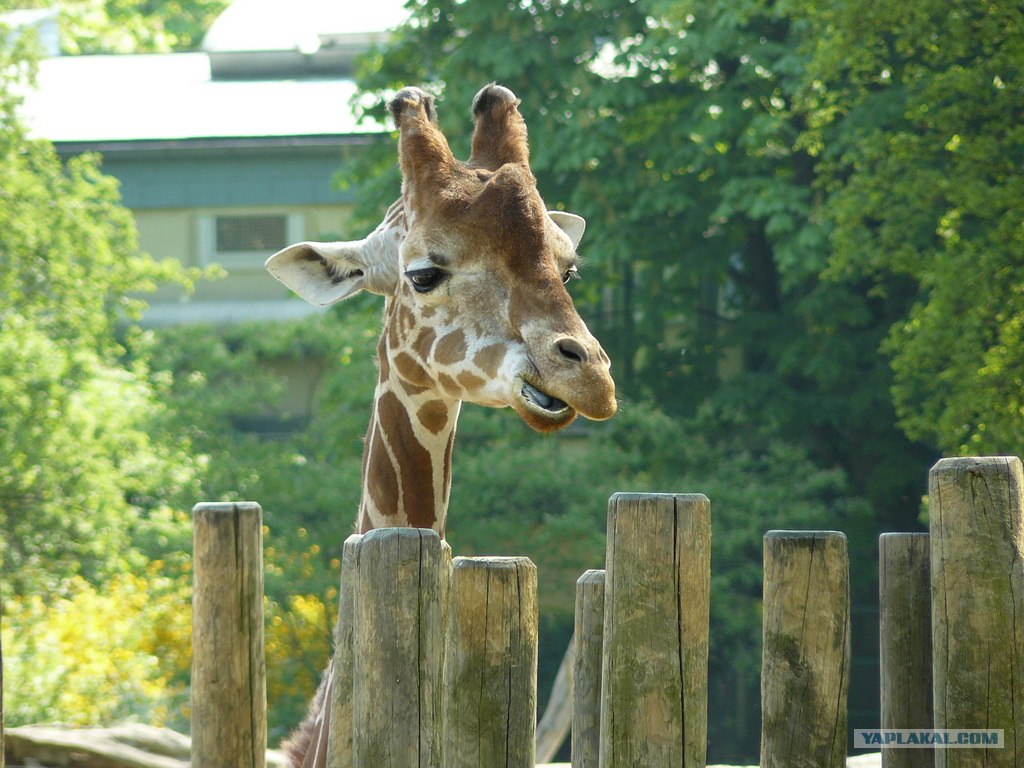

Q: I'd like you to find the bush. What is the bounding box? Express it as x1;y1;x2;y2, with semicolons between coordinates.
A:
3;566;191;728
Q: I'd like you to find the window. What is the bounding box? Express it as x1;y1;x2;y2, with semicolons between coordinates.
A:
198;213;303;268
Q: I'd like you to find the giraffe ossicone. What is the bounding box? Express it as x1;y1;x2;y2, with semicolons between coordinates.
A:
268;82;616;535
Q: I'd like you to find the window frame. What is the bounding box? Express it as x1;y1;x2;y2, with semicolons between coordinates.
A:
197;212;304;269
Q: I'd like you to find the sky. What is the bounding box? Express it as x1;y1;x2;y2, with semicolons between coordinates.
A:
203;0;412;51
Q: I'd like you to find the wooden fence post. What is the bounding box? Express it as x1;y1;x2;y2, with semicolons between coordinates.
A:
351;528;450;768
761;530;848;768
879;533;932;768
327;533;363;768
573;569;605;768
443;557;538;768
191;502;266;768
600;493;711;768
930;456;1024;767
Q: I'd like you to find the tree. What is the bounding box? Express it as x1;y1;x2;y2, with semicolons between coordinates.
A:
8;0;228;53
0;24;200;595
343;0;933;757
798;0;1024;456
348;0;930;510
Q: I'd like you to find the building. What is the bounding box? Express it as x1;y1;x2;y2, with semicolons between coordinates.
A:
17;0;403;325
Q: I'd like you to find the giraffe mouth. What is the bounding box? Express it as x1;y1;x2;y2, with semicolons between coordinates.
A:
521;381;569;413
518;380;577;431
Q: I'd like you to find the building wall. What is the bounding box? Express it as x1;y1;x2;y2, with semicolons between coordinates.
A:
135;201;359;323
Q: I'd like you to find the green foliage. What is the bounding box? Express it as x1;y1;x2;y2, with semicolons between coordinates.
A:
347;0;930;518
798;0;1024;456
444;400;869;760
0;31;204;592
139;310;380;738
7;0;228;53
6;0;1020;755
3;564;192;728
0;27;201;728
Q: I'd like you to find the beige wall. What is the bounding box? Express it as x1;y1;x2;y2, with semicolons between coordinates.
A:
137;203;356;308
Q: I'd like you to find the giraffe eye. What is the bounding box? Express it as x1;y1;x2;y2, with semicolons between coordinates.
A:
406;266;448;294
563;267;581;285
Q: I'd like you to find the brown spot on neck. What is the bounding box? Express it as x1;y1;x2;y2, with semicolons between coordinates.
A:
363;417;399;526
393;350;432;389
375;389;437;528
417;399;450;434
457;371;485;391
434;329;468;366
474;343;507;379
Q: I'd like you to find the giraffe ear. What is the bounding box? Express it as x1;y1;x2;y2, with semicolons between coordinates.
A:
548;211;586;249
266;239;399;305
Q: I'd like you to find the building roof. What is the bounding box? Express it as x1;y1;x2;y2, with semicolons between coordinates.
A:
21;52;384;144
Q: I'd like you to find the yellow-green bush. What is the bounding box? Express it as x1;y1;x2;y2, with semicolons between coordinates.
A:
3;564;191;727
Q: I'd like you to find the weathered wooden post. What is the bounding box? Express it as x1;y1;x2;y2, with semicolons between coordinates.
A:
573;569;605;768
326;533;363;768
761;530;848;768
191;502;267;768
879;533;932;768
351;528;450;768
930;456;1024;767
600;493;711;768
443;557;538;768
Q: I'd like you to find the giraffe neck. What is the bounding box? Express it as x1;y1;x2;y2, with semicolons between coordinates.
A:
357;334;461;536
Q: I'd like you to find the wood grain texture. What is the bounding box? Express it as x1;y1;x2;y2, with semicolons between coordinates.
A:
351;528;451;768
191;502;266;768
443;556;538;768
879;533;932;768
572;570;605;768
760;530;848;768
599;493;711;768
327;534;363;768
929;456;1024;768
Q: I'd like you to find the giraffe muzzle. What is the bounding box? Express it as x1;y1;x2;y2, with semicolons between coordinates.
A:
521;381;570;414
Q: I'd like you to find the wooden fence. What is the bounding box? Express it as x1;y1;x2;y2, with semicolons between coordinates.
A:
188;456;1024;768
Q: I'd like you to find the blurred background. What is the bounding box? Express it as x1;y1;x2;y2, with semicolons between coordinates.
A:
2;0;1021;761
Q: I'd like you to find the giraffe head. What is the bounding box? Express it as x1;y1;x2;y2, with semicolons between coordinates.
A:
267;84;616;433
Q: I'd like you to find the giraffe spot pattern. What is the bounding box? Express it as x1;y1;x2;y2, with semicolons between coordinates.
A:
434;329;467;366
417;399;450;435
474;343;507;379
366;423;400;520
457;371;486;391
414;326;437;358
393;351;432;388
376;389;437;529
398;377;431;397
438;372;461;397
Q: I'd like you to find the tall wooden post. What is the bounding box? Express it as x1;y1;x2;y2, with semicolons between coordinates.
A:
761;531;848;768
351;528;450;768
930;456;1024;767
599;493;711;768
191;502;266;768
879;533;932;768
443;557;538;768
327;534;363;768
572;569;605;768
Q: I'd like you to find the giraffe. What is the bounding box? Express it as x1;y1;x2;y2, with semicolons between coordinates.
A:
265;83;616;767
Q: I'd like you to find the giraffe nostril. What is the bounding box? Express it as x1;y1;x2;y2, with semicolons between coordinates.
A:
555;337;589;365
